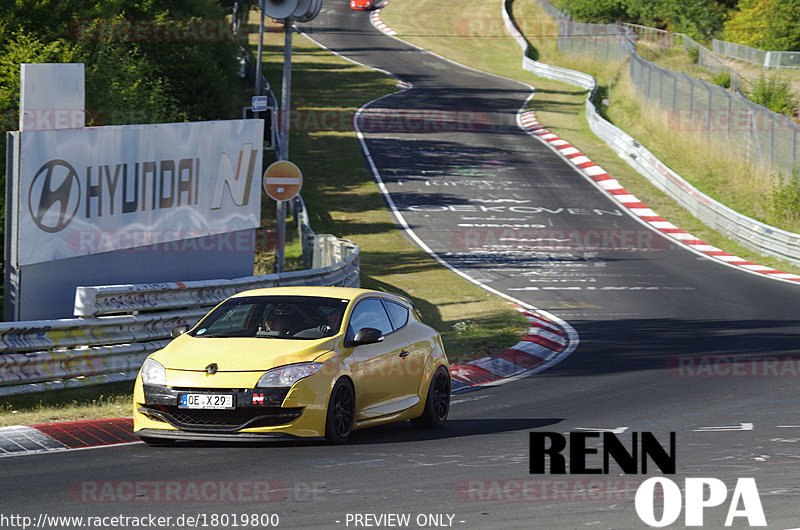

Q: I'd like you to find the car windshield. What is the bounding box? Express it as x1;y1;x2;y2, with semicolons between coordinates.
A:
190;296;349;340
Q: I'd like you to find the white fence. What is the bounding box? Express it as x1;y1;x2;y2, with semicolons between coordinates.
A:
713;39;800;69
0;234;359;396
503;0;800;267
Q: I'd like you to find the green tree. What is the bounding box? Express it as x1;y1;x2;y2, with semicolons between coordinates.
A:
634;0;727;40
0;33;79;114
723;0;800;51
555;0;728;40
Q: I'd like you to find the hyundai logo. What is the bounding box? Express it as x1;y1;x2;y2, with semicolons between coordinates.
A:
28;159;81;233
206;363;218;375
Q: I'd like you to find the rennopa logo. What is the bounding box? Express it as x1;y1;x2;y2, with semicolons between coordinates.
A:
28;159;81;233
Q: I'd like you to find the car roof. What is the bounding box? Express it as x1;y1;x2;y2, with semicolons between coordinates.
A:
229;286;409;305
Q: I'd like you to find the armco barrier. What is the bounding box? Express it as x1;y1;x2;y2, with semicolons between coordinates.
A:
0;308;205;396
293;195;317;269
1;236;359;395
503;0;800;267
75;243;359;317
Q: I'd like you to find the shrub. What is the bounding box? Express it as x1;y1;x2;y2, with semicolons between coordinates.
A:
712;70;731;88
768;170;800;223
748;76;799;116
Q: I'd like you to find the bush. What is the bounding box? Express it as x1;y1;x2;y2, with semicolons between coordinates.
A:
768;170;800;223
748;76;798;116
712;70;731;88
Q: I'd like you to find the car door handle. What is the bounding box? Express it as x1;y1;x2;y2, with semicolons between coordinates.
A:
399;351;410;358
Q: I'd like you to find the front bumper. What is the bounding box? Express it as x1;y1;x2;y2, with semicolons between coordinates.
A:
138;385;300;432
133;375;332;438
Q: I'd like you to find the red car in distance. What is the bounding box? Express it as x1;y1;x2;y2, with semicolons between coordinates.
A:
351;0;374;9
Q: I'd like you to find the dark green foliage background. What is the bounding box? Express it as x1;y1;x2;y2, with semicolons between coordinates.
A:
553;0;738;42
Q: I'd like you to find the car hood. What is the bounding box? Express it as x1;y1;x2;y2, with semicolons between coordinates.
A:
151;335;338;372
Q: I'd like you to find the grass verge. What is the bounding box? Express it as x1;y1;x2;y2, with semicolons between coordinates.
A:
382;0;800;276
0;383;133;427
0;7;529;427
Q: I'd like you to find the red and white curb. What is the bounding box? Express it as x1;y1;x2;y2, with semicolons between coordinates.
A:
0;418;137;457
370;2;397;36
518;110;800;282
449;304;570;393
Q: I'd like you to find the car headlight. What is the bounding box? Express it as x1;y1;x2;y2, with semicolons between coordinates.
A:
257;362;323;387
141;358;166;386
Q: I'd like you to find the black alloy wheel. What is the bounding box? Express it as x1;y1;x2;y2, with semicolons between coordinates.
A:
412;365;450;427
325;379;355;443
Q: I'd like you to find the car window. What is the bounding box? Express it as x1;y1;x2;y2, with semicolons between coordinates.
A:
197;303;255;336
347;298;394;338
192;296;348;340
382;300;409;331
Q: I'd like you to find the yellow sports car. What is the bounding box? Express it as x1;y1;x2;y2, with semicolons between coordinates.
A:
133;286;450;443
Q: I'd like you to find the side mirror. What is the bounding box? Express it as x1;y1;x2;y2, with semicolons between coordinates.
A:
351;327;384;346
171;325;190;338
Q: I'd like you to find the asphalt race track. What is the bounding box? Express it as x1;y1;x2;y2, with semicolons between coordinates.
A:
5;2;800;528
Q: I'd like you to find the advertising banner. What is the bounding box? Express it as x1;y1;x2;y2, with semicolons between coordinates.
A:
16;119;263;266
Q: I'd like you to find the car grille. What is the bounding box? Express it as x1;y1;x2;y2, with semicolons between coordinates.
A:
140;405;303;433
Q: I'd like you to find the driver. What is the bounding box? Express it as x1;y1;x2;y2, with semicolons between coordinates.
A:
265;304;299;335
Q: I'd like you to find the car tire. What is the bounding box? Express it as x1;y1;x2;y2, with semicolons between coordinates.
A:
325;379;355;443
138;435;176;446
412;365;450;428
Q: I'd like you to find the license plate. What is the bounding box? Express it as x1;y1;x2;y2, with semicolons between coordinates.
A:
179;393;234;410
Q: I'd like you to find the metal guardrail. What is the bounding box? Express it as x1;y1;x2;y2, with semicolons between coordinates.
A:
503;0;800;267
75;246;359;317
0;309;203;395
293;195;317;269
1;234;359;395
313;235;360;269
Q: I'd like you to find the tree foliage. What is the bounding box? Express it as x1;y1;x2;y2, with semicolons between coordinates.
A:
0;0;240;127
555;0;729;40
557;0;800;47
723;0;800;51
748;75;799;114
